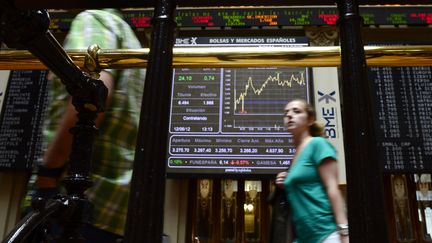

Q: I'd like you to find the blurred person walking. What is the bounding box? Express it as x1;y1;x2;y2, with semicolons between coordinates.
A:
275;99;349;243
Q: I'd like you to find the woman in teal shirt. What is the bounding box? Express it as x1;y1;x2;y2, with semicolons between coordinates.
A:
275;99;349;243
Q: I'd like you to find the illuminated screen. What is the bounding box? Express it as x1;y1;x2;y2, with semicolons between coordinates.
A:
49;7;432;31
166;67;311;177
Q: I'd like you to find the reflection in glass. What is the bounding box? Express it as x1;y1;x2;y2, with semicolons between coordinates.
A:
391;174;414;242
415;174;432;242
221;179;237;243
244;181;261;242
196;179;213;242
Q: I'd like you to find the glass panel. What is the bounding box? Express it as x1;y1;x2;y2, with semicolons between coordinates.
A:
415;174;432;242
244;180;261;242
195;179;213;243
221;179;237;243
391;174;414;242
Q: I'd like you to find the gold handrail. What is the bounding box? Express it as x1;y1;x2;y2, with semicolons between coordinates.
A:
1;45;432;70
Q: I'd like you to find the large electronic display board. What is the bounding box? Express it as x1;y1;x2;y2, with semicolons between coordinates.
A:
48;6;432;30
166;67;310;177
0;70;48;170
369;66;432;172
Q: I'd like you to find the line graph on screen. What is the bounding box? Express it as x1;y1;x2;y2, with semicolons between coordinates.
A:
229;67;309;130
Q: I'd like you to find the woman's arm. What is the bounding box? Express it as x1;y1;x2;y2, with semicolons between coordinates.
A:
319;157;349;242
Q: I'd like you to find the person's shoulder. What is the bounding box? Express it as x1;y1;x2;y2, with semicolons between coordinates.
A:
311;136;335;149
76;9;121;22
71;10;100;24
310;137;337;162
75;10;96;18
311;136;328;144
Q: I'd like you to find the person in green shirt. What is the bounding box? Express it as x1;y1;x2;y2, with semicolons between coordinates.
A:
25;9;145;242
275;99;349;243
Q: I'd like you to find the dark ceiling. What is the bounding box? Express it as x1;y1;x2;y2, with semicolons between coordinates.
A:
13;0;432;9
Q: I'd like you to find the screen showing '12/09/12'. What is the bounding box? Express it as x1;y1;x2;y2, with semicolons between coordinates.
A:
166;67;310;176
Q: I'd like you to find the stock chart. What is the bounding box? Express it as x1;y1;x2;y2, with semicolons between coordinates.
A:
167;67;310;176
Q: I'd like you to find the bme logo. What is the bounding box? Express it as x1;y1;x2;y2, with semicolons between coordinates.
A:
175;37;198;45
318;90;337;138
317;90;336;103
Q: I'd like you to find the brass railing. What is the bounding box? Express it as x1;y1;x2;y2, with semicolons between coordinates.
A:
1;45;432;70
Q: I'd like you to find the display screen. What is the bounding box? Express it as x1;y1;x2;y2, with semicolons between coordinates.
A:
166;67;310;177
0;70;48;170
369;66;432;172
48;6;432;30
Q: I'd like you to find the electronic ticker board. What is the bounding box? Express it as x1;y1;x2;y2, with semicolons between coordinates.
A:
48;6;432;30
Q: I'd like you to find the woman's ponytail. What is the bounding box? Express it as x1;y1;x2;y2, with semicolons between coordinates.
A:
309;121;325;137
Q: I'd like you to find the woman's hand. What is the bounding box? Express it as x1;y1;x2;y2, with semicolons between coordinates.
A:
275;171;287;188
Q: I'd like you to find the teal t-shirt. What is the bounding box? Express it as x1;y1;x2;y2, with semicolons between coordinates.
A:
284;137;338;243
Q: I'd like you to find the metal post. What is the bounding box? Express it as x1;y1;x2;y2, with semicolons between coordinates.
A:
336;0;389;242
124;0;177;242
